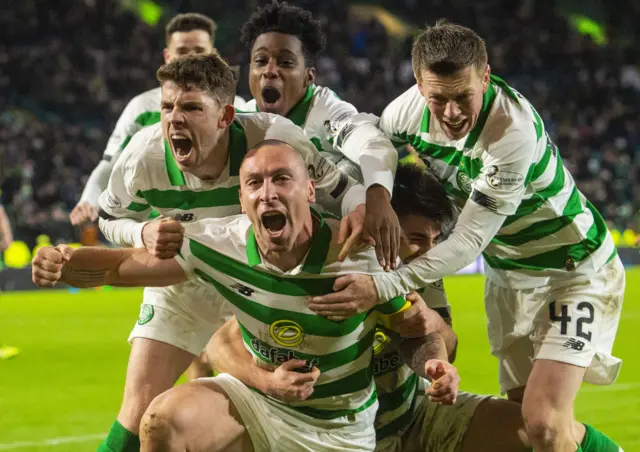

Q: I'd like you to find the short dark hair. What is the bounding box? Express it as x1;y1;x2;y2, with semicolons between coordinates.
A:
392;164;454;234
165;13;216;45
156;52;236;105
411;19;487;78
240;1;326;64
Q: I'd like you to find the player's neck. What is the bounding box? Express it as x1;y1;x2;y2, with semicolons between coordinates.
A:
192;129;230;181
262;213;316;272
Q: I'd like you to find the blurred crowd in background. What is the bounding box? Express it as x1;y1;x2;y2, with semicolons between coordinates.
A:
1;0;639;248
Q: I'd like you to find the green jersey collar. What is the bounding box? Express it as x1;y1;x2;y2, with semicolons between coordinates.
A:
286;85;315;127
246;207;332;274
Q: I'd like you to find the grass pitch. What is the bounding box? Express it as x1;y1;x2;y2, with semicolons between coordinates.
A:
1;269;638;451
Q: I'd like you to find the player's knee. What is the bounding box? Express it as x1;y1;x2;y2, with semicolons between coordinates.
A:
140;388;194;450
521;403;569;448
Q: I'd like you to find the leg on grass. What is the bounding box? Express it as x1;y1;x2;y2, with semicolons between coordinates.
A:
140;379;253;452
117;338;196;433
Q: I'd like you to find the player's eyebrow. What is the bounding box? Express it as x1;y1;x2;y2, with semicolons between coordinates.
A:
253;47;298;58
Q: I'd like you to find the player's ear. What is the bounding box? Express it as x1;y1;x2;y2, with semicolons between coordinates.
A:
163;48;171;64
482;65;491;92
308;180;316;204
218;104;236;129
305;67;316;86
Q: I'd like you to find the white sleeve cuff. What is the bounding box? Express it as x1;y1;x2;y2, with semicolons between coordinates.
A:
132;222;148;249
340;183;367;216
359;160;394;195
373;270;408;302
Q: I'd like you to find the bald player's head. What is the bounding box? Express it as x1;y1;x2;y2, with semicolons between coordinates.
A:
239;140;315;253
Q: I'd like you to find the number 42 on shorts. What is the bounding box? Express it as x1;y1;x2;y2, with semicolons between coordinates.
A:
549;301;595;344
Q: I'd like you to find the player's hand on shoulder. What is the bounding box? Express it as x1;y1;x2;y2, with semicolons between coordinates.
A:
425;359;459;405
69;201;98;225
386;291;436;338
31;245;74;288
363;186;400;271
307;273;379;321
337;203;367;261
142;217;184;259
265;359;321;403
337;194;401;271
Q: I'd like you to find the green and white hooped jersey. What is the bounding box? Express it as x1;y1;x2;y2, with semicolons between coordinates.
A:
175;211;408;429
98;112;364;246
102;87;246;164
380;75;615;288
373;281;451;441
245;85;365;181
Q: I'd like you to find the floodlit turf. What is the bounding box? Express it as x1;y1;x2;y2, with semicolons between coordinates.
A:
1;269;638;451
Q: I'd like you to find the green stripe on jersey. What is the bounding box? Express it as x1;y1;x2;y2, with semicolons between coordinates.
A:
309;366;373;400
195;268;369;336
493;186;583;246
120;111;161;151
189;237;407;316
503;142;562;227
126;201;150;212
238;321;375;374
376;405;415;441
140;187;240;210
135;111;161;127
377;373;418;413
484;200;609;271
287;85;314;127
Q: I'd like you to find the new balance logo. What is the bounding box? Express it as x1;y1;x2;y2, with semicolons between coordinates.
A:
230;283;254;297
563;338;585;351
174;213;194;222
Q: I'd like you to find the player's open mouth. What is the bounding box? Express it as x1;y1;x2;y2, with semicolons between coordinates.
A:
261;86;282;110
261;211;287;237
442;120;466;135
444;120;465;131
171;135;193;160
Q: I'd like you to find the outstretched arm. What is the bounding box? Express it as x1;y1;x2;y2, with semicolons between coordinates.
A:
32;245;187;289
374;200;504;300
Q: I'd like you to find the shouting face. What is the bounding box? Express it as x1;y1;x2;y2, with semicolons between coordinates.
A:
160;81;234;174
239;142;315;254
249;32;314;116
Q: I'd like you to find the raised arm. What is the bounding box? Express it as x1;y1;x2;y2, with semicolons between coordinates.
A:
373;124;539;301
31;245;187;289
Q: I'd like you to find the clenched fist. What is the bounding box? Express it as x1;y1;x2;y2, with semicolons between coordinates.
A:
32;245;74;288
142;217;184;259
264;359;321;403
